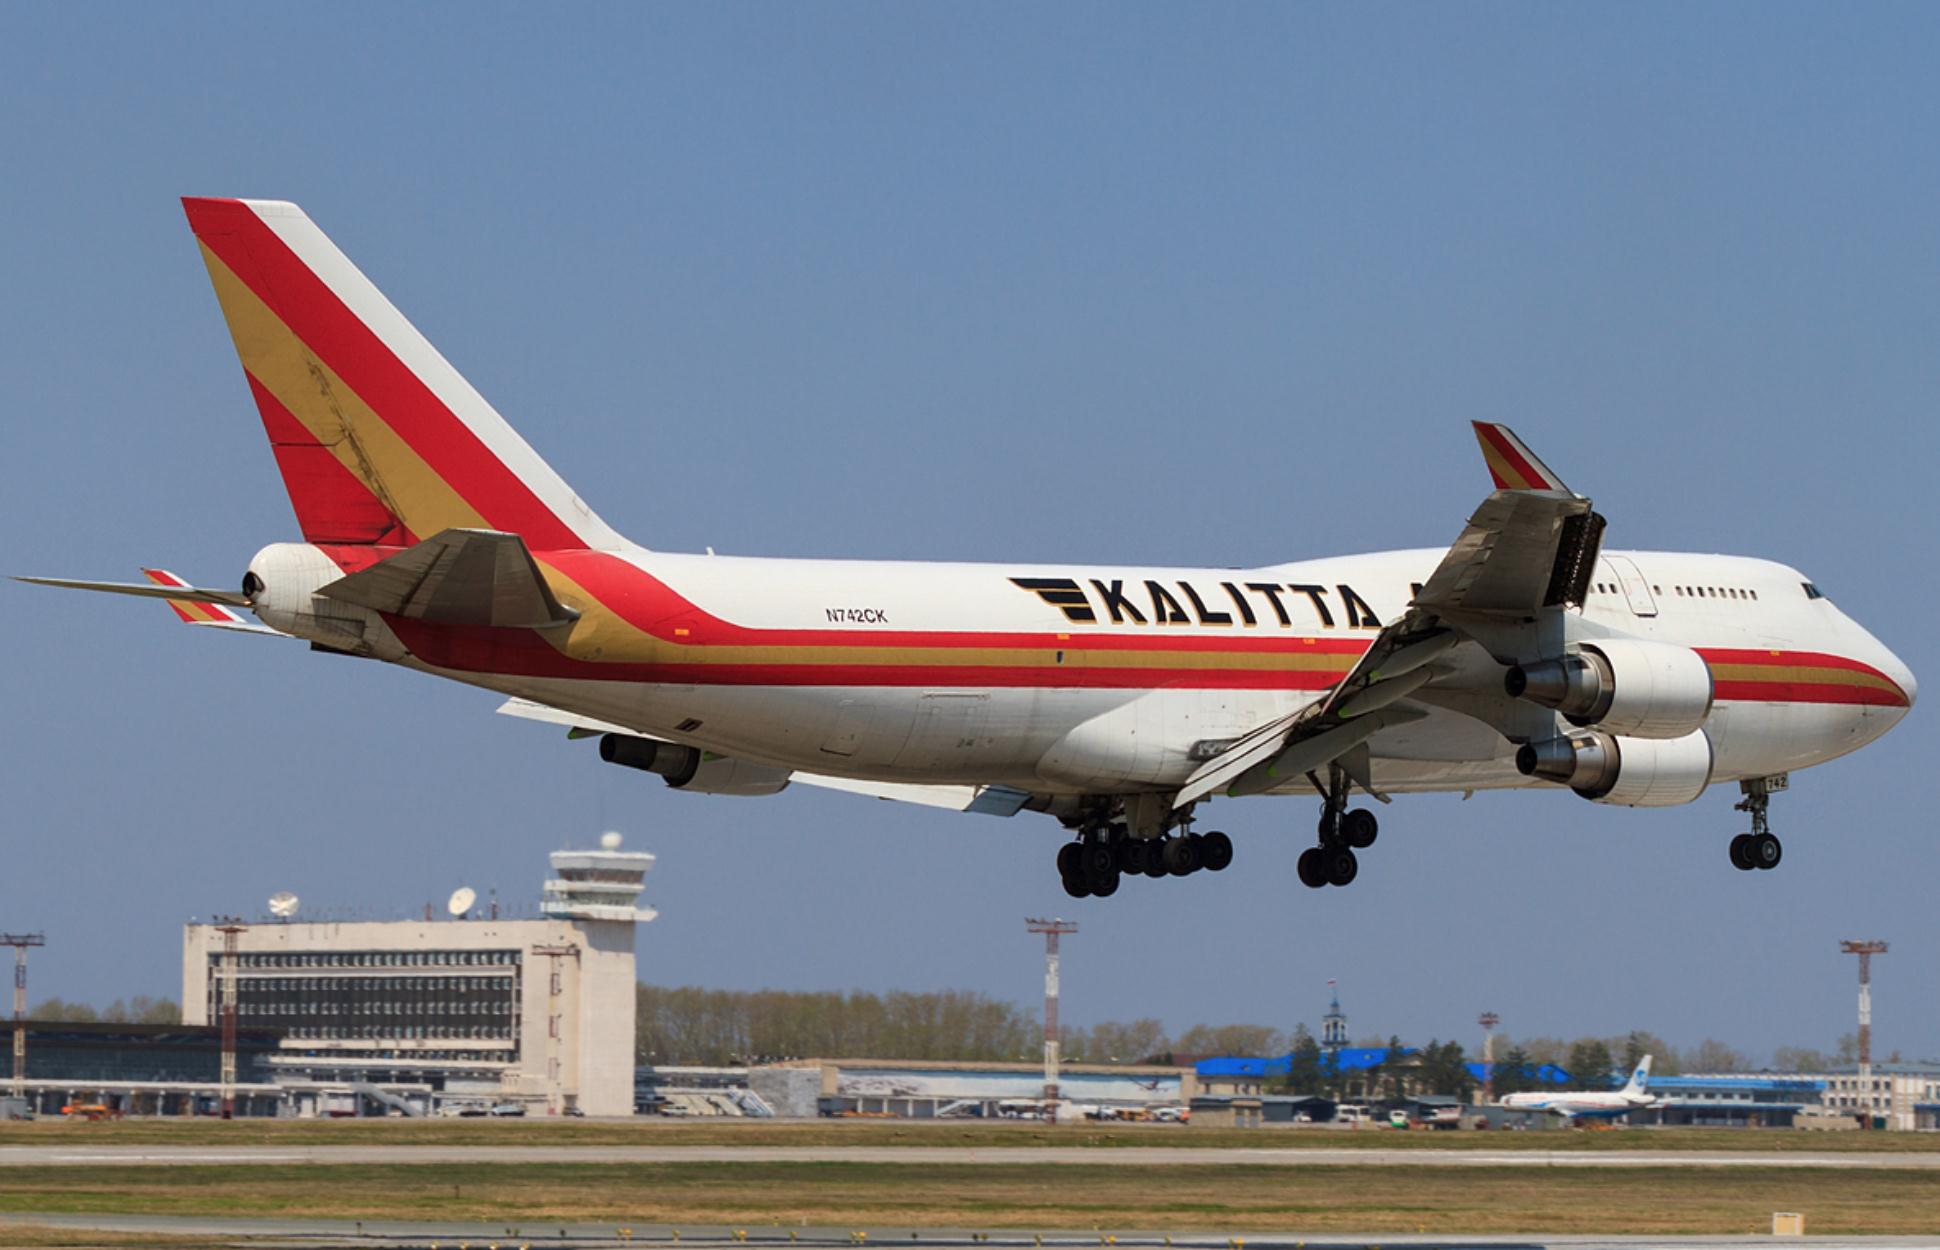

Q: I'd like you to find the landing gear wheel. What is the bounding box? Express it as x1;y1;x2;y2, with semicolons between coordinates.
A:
1124;840;1153;874
1324;847;1359;887
1163;836;1200;876
1297;847;1328;889
1057;843;1084;880
1341;809;1378;850
1198;830;1234;872
1142;850;1169;879
1089;868;1121;897
1061;871;1092;899
1733;777;1786;873
1080;842;1115;879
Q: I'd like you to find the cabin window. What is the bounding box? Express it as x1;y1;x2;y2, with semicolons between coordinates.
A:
1803;582;1824;600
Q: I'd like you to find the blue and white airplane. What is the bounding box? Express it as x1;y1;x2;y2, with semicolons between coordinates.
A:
1500;1055;1660;1119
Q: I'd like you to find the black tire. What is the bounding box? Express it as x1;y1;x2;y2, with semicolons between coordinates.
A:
1057;843;1084;879
1341;809;1378;850
1143;851;1169;879
1297;847;1328;889
1728;833;1754;871
1199;830;1234;872
1081;842;1115;878
1113;839;1138;873
1318;809;1339;842
1325;847;1359;887
1751;832;1783;870
1163;836;1200;876
1090;869;1121;897
1124;840;1151;874
1061;871;1092;899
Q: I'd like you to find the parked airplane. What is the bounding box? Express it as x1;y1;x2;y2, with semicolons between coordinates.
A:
22;199;1916;899
1500;1056;1660;1120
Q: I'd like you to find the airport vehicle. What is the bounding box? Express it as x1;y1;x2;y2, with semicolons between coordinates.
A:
23;199;1916;899
1500;1056;1661;1120
59;1103;116;1121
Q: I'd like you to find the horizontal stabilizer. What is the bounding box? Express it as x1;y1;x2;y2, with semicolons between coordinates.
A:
318;529;577;628
16;575;252;607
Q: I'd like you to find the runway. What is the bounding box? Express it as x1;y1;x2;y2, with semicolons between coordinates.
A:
6;1212;1938;1250
5;1143;1939;1168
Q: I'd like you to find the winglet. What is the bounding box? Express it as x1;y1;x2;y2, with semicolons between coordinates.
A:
1472;422;1573;493
141;569;256;628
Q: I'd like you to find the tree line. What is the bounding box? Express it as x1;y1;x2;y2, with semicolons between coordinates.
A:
635;984;1300;1067
28;997;181;1024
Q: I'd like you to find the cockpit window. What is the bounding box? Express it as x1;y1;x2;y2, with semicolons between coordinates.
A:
1803;582;1825;601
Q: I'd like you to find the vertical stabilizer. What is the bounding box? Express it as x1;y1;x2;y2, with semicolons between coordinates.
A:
182;197;628;552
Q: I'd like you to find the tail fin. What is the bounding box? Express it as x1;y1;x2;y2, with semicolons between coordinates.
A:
1620;1054;1652;1095
1471;422;1574;494
182;198;626;552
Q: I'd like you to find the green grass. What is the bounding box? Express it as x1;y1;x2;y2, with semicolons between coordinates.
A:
0;1117;1928;1151
2;1161;1937;1236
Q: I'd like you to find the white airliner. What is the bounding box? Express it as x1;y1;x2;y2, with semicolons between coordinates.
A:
22;199;1917;899
1501;1056;1660;1120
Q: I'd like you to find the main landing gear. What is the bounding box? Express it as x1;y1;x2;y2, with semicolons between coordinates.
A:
1058;823;1233;899
1297;764;1378;889
1729;775;1786;871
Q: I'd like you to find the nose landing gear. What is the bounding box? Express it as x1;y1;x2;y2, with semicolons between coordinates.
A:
1729;775;1787;871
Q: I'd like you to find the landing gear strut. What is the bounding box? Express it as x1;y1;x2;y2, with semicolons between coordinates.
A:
1298;763;1376;889
1729;775;1786;871
1055;809;1233;898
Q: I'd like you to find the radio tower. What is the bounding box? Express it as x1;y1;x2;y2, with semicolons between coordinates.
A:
1840;940;1888;1120
214;919;247;1119
3;934;46;1101
1478;1012;1500;1103
1025;918;1077;1105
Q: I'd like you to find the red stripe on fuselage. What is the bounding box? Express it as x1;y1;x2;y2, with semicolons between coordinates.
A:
183;197;584;549
1713;680;1907;708
383;616;1357;689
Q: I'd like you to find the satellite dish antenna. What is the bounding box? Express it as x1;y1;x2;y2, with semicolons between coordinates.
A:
447;887;476;918
268;891;299;918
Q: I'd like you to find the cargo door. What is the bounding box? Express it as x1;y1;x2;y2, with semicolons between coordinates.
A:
1604;554;1658;617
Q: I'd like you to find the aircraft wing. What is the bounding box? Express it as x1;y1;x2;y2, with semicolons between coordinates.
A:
317;529;579;629
1172;423;1600;809
493;698;1035;816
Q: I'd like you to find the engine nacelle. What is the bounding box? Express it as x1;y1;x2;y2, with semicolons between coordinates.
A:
1505;638;1713;739
599;734;791;797
1516;728;1713;807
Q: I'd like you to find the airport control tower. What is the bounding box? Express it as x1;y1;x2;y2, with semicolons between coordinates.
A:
543;832;659;924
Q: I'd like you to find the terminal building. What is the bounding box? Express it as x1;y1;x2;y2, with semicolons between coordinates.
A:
182;833;653;1116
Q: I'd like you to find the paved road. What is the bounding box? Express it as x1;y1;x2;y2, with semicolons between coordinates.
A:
4;1212;1936;1250
4;1144;1939;1168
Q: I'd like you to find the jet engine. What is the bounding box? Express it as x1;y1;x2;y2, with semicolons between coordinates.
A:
1504;638;1713;739
1515;728;1713;807
599;734;792;796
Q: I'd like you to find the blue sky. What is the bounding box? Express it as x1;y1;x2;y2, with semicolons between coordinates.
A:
2;4;1934;1062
